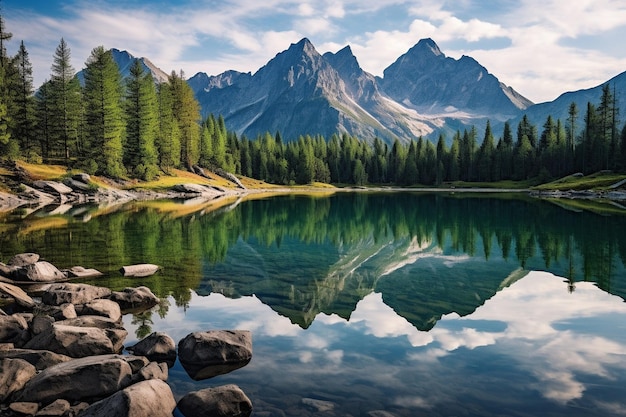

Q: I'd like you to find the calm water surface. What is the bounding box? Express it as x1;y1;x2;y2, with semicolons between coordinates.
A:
2;192;626;417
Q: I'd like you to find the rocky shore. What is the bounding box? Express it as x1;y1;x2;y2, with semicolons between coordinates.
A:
0;254;253;417
0;162;249;213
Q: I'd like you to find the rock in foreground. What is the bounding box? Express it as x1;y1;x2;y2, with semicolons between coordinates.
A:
177;384;252;417
178;330;252;380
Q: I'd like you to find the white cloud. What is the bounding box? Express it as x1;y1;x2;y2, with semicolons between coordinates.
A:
5;0;626;103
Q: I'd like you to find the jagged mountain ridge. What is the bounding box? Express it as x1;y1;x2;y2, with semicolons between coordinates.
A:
103;40;626;145
188;38;532;144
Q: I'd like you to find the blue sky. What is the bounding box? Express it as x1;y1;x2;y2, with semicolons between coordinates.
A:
3;0;626;103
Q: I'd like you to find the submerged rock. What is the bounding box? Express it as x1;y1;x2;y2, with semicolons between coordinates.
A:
178;330;252;380
119;264;160;278
177;384;252;417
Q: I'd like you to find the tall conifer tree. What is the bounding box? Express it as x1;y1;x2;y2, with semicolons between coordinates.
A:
49;38;81;164
83;46;125;177
125;59;158;179
11;41;36;158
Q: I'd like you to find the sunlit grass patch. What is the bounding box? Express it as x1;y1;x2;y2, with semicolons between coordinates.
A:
17;161;68;180
534;172;626;191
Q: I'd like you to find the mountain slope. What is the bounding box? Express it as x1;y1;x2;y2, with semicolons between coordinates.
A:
508;69;626;132
188;38;533;144
380;38;532;117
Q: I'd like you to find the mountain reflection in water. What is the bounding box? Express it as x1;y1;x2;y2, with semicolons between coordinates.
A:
2;192;626;416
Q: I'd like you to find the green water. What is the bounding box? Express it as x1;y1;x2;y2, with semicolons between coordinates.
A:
2;192;626;416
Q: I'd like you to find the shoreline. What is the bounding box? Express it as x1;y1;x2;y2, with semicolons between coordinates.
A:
3;177;626;215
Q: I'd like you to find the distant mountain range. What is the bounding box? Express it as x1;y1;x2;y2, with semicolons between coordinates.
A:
108;39;626;145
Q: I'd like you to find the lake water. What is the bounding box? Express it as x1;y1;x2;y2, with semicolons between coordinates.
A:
2;192;626;417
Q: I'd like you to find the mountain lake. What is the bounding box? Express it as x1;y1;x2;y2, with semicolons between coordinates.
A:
1;191;626;417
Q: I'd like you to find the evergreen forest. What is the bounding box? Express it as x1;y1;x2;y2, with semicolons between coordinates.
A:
2;13;626;186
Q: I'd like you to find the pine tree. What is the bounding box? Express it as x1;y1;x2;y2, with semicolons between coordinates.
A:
35;80;54;158
169;71;200;169
49;38;81;165
125;59;158;180
83;46;125;177
11;41;36;158
477;120;495;181
448;132;461;181
0;7;12;149
499;121;514;179
156;82;180;173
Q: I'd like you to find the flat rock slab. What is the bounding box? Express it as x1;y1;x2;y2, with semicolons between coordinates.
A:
0;281;35;308
119;264;160;278
0;348;72;370
33;180;74;195
42;283;112;306
65;266;103;278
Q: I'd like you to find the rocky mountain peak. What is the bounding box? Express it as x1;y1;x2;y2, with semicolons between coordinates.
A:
413;38;443;57
324;45;361;79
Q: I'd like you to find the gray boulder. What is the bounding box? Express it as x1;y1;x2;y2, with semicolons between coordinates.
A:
14;261;66;282
75;299;122;322
110;286;159;312
0;348;71;370
34;302;77;320
63;177;92;192
178;330;252;380
79;379;176;417
14;354;134;405
0;314;28;345
131;361;168;384
42;283;111;306
23;323;126;358
0;281;35;308
0;358;37;402
7;253;40;267
127;332;176;365
177;384;252;417
72;173;91;183
30;314;54;335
